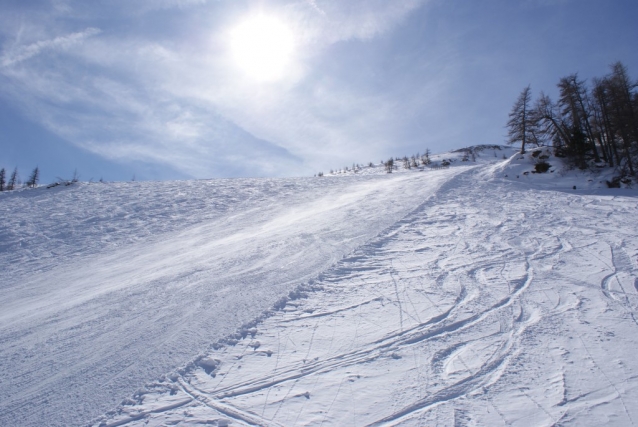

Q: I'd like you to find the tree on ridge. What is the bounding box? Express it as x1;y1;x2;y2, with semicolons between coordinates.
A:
507;85;536;154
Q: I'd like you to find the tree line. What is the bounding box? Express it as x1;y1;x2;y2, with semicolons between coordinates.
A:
0;166;40;191
507;61;638;177
321;149;434;176
0;167;97;192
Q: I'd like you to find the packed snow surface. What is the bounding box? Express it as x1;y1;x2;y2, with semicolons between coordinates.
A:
2;147;638;426
0;169;465;426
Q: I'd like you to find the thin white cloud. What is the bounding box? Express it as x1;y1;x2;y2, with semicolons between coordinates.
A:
291;0;428;45
0;27;101;68
51;0;73;14
305;0;325;16
117;0;209;14
0;0;436;178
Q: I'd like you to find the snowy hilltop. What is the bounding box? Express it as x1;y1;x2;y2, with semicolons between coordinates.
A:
326;144;634;192
1;146;637;427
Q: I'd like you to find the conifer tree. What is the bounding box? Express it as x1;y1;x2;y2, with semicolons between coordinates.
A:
509;61;637;177
421;148;431;165
0;168;5;191
7;167;18;191
26;167;40;188
507;86;536;154
557;74;600;166
606;62;637;175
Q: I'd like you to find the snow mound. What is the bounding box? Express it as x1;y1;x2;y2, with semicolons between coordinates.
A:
481;147;632;192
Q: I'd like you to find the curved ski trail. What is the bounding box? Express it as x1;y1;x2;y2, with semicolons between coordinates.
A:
88;166;638;427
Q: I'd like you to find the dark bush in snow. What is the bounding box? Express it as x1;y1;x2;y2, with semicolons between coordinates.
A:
534;161;551;173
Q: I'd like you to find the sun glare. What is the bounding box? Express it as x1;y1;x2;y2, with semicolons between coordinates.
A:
229;14;295;82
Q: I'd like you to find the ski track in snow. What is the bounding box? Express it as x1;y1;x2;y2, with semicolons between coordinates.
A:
86;166;638;427
0;171;466;427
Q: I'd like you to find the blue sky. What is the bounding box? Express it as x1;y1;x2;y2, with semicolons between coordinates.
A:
1;0;637;183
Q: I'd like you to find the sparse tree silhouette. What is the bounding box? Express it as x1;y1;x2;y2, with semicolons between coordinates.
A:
0;168;5;191
591;77;617;166
605;62;637;175
385;158;394;173
402;156;411;169
556;74;600;167
7;167;18;191
507;85;536;154
410;155;418;168
26;167;40;188
532;93;570;150
508;61;638;178
421;149;431;166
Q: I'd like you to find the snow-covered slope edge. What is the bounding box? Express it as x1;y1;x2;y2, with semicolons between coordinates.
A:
325;145;520;177
481;146;632;192
0;168;470;427
92;163;638;427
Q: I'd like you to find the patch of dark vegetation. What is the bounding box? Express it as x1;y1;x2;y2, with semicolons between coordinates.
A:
534;161;551;173
606;176;633;188
606;176;622;188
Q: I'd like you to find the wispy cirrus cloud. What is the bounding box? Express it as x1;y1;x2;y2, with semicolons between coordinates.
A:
1;27;101;68
298;0;427;43
3;0;633;181
0;0;437;178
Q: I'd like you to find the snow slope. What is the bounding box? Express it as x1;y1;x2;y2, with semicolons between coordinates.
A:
327;145;519;177
3;147;638;427
0;170;467;427
90;159;638;427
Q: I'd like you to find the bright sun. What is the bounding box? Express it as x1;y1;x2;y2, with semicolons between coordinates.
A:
230;14;295;82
